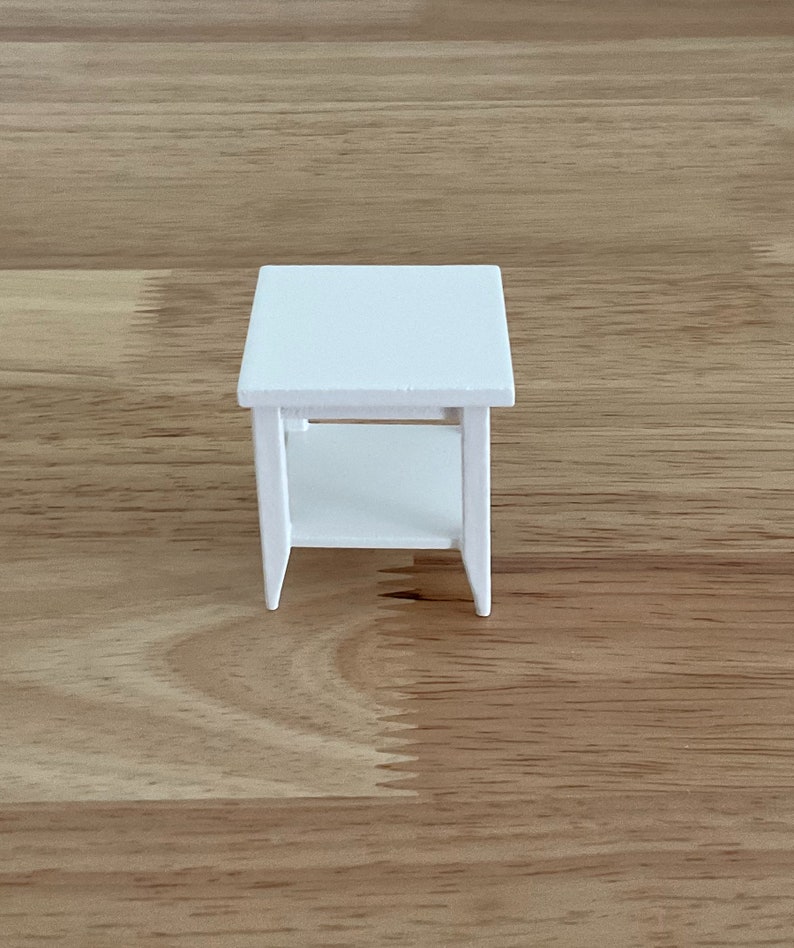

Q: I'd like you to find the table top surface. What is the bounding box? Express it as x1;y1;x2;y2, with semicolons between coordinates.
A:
237;265;515;408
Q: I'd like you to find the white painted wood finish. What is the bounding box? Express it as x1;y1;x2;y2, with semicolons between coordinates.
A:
461;407;492;617
252;408;291;610
284;417;310;432
282;406;461;422
238;265;515;409
287;424;462;549
240;266;513;613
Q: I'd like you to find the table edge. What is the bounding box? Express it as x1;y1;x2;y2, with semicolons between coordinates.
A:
237;387;516;409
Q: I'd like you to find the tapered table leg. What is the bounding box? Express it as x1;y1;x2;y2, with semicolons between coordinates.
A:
252;407;291;609
461;407;491;616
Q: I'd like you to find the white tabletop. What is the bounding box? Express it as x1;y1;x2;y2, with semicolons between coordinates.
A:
237;265;515;408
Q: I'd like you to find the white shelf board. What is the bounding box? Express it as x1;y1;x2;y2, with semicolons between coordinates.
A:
286;424;462;549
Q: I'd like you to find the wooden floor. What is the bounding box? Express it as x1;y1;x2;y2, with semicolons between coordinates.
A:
2;3;794;944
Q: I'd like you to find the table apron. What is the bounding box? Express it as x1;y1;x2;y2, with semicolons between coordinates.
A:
281;406;461;422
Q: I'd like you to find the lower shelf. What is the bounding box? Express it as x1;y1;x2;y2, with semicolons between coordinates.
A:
286;423;462;549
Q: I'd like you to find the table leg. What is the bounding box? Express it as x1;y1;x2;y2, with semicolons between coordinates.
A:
461;406;491;616
252;407;291;609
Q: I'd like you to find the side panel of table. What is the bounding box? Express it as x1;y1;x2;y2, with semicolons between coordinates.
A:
252;408;292;610
461;407;492;617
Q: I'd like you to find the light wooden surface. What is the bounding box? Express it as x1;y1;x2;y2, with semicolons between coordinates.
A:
2;3;794;944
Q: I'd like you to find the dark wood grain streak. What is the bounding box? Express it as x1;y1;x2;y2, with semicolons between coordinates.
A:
1;0;791;42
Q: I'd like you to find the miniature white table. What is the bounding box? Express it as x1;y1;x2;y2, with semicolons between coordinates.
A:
237;265;514;616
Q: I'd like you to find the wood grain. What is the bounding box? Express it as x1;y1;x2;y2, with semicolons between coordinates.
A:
2;3;794;944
